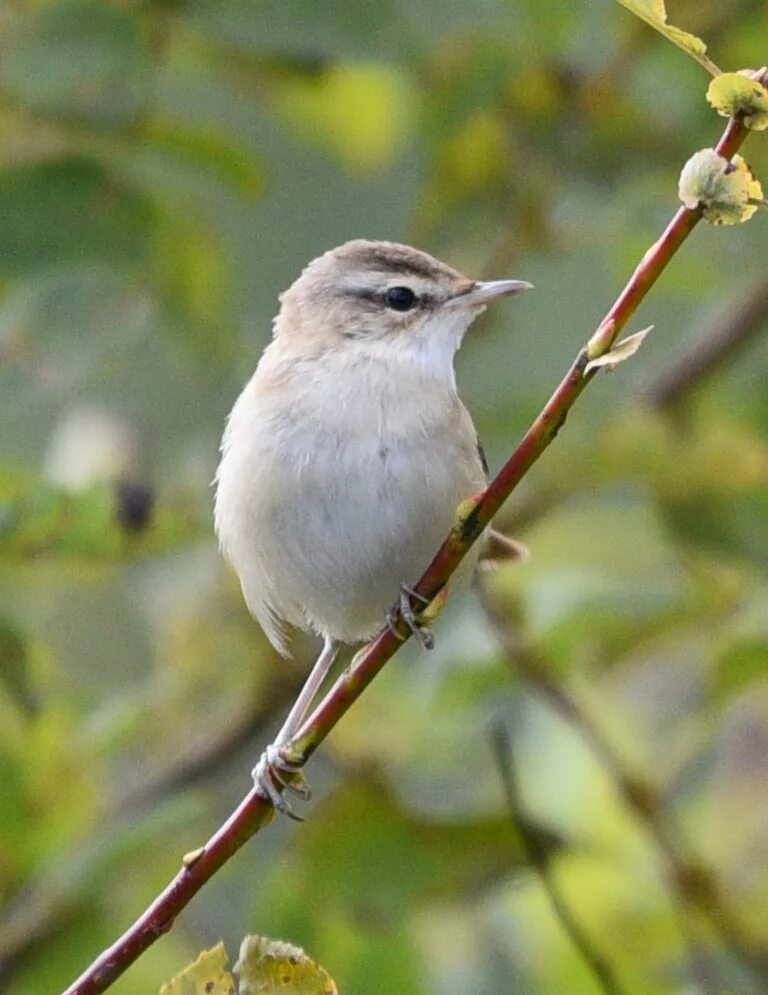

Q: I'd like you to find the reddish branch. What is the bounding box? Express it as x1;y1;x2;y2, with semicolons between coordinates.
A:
64;113;752;995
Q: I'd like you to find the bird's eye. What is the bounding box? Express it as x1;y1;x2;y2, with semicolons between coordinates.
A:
385;286;417;311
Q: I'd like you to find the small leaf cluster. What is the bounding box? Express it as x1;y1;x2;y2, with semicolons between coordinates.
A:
159;934;339;995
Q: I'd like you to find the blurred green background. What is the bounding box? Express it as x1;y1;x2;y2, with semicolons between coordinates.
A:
1;1;767;993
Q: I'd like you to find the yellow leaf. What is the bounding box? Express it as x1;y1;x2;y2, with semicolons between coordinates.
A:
678;149;764;225
438;109;507;193
706;71;768;131
159;942;234;995
615;0;720;76
275;64;414;173
584;327;652;374
234;935;338;995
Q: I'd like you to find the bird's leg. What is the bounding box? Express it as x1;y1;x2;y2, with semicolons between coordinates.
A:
386;583;436;650
252;636;339;819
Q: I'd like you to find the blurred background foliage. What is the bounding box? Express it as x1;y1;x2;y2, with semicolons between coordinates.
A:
1;1;767;993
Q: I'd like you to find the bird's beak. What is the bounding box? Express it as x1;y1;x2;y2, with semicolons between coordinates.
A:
449;279;534;308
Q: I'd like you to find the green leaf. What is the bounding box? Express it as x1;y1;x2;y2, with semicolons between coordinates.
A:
0;471;201;562
0;159;152;277
678;149;763;225
159;942;235;995
0;0;152;128
614;0;720;76
234;935;338;995
0;618;37;716
714;638;768;701
706;71;768;131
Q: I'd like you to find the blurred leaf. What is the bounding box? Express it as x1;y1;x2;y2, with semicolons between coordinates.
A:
0;618;36;715
182;0;398;60
0;0;152;128
8;706;99;871
714;638;768;699
615;0;720;74
159;941;234;995
0;481;119;559
234;935;337;995
490;494;686;645
661;489;768;568
0;159;151;277
151;212;235;354
544;411;768;512
273;777;547;923
0;472;202;562
274;63;415;172
437;108;509;194
145;121;264;197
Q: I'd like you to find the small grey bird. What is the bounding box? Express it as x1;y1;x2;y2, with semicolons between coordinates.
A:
214;239;531;813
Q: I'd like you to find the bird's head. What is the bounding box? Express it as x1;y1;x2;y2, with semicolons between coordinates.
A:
273;239;532;380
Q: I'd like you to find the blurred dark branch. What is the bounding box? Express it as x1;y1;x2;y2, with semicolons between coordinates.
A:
490;722;626;995
644;275;768;411
483;596;768;992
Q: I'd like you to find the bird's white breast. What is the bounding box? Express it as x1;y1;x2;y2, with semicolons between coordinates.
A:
214;343;485;654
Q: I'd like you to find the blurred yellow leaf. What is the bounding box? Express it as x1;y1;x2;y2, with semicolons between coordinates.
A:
706;71;768;130
602;411;768;497
234;935;337;995
159;942;234;995
439;109;507;192
152;211;233;347
509;66;563;122
274;64;414;172
615;0;720;75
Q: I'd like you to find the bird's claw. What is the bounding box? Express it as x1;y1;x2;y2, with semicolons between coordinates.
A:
252;743;311;821
385;583;434;650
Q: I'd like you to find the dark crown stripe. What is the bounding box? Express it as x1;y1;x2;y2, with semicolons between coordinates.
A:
351;248;453;282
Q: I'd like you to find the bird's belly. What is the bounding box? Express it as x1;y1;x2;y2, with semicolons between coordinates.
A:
252;433;480;643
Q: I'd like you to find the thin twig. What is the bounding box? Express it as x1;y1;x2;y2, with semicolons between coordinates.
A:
63;111;756;995
483;605;768;992
490;722;626;995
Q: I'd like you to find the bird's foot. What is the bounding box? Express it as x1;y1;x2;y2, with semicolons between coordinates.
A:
252;742;311;822
386;583;435;650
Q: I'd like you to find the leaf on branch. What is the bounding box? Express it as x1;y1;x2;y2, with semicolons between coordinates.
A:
159;942;235;995
584;326;652;374
234;935;338;995
614;0;720;75
678;149;764;225
706;71;768;131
